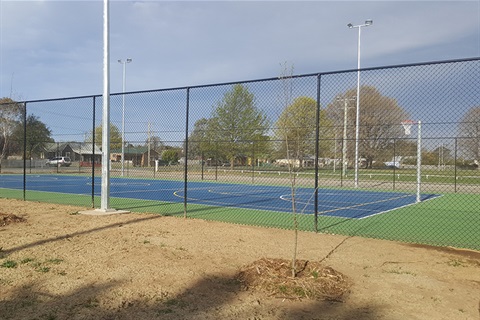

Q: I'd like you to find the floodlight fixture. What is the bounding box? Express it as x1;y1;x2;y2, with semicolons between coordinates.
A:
347;20;373;29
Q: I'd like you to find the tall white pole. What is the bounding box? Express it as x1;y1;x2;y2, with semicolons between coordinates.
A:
348;19;372;188
118;59;132;177
354;26;361;187
79;0;128;216
101;0;111;211
121;61;126;176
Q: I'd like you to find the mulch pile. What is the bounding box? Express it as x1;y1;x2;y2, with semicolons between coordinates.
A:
0;213;26;227
237;258;351;301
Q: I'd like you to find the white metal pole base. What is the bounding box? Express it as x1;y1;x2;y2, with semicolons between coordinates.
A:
79;208;130;216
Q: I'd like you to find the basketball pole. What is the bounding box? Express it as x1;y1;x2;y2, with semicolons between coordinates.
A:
416;120;422;203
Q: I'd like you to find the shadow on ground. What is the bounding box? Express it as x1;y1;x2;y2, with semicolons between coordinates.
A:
1;272;385;320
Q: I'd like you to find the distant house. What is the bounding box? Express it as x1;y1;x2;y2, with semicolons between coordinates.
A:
44;142;102;165
110;146;160;167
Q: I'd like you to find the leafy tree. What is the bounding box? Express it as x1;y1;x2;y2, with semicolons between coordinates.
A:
186;118;216;160
251;134;273;165
86;123;122;150
10;114;54;159
0;97;24;166
458;106;480;162
275;96;332;167
162;149;180;165
208;84;269;169
326;86;409;168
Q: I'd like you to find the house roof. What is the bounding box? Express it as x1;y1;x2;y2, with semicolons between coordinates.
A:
45;142;101;155
46;142;160;156
111;146;160;155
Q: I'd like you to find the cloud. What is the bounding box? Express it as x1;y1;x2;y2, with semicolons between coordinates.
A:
0;1;479;100
365;1;479;58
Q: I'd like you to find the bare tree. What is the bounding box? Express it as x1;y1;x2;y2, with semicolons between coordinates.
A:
146;135;164;153
326;86;409;168
0;97;24;169
186;118;215;160
278;62;298;278
458;106;480;162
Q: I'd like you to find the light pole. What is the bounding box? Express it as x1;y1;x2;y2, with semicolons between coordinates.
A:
118;58;132;177
336;97;356;177
348;19;372;188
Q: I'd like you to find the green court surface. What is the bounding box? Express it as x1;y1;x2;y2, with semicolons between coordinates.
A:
2;187;478;251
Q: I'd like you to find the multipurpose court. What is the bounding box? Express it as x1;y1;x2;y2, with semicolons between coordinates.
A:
0;173;440;219
1;57;479;251
2;171;479;251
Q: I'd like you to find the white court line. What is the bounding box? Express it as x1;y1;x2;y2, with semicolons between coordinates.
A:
280;192;418;218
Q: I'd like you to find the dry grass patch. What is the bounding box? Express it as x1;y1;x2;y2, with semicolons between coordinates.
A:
0;213;25;227
237;258;351;301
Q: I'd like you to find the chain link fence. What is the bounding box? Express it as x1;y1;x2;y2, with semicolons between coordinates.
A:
1;57;479;250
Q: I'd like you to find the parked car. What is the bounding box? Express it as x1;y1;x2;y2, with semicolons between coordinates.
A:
46;157;72;167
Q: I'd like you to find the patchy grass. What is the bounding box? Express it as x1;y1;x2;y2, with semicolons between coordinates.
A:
46;258;64;265
35;266;51;273
20;257;35;264
1;260;18;268
1;256;64;273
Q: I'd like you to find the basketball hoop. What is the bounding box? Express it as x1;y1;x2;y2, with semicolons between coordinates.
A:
401;120;415;136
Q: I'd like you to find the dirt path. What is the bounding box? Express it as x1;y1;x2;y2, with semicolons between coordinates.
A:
0;198;479;320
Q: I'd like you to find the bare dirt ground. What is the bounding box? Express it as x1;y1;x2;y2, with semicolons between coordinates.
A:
0;198;479;320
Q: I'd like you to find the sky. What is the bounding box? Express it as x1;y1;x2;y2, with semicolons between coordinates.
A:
1;0;479;102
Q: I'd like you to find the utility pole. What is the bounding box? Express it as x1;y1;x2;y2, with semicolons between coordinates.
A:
118;58;132;176
336;97;356;177
147;122;151;167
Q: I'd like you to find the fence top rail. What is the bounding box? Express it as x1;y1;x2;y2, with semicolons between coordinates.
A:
317;56;480;76
6;56;479;106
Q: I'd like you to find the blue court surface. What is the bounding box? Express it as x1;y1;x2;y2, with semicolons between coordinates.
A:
0;174;440;219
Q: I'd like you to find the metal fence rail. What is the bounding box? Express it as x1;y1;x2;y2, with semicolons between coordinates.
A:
1;57;479;250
